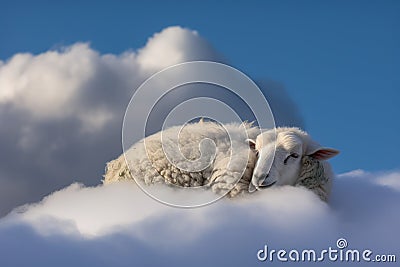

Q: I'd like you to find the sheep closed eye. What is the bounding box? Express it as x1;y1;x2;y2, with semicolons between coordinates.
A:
284;153;299;165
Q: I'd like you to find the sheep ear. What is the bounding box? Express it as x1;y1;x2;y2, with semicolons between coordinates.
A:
246;139;256;150
307;147;340;160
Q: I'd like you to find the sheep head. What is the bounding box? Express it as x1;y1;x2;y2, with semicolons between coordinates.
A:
247;127;339;194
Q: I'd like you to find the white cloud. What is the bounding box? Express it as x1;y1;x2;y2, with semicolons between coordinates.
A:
136;26;222;72
7;182;329;238
0;27;215;129
0;170;399;266
339;168;400;192
0;26;224;216
376;172;400;191
0;44;99;120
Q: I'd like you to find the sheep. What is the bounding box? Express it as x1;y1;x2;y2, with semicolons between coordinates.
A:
247;127;339;201
103;122;339;201
103;120;260;197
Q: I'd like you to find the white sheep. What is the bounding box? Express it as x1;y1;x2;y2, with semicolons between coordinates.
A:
103;120;260;197
103;122;339;201
247;127;339;201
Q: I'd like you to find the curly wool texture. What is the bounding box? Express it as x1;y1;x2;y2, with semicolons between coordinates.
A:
103;121;259;197
296;155;332;202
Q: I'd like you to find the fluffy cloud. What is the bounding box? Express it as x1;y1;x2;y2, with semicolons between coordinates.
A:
0;26;303;216
0;26;222;216
0;170;399;266
137;27;223;72
0;27;217;128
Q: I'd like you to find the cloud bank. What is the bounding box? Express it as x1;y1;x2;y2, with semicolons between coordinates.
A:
0;170;399;266
0;26;303;216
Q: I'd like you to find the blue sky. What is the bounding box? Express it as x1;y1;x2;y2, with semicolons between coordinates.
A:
2;0;399;173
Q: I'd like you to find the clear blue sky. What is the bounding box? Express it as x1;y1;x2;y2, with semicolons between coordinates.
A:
1;0;399;173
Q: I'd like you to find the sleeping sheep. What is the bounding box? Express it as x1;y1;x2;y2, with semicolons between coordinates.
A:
103;121;339;201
